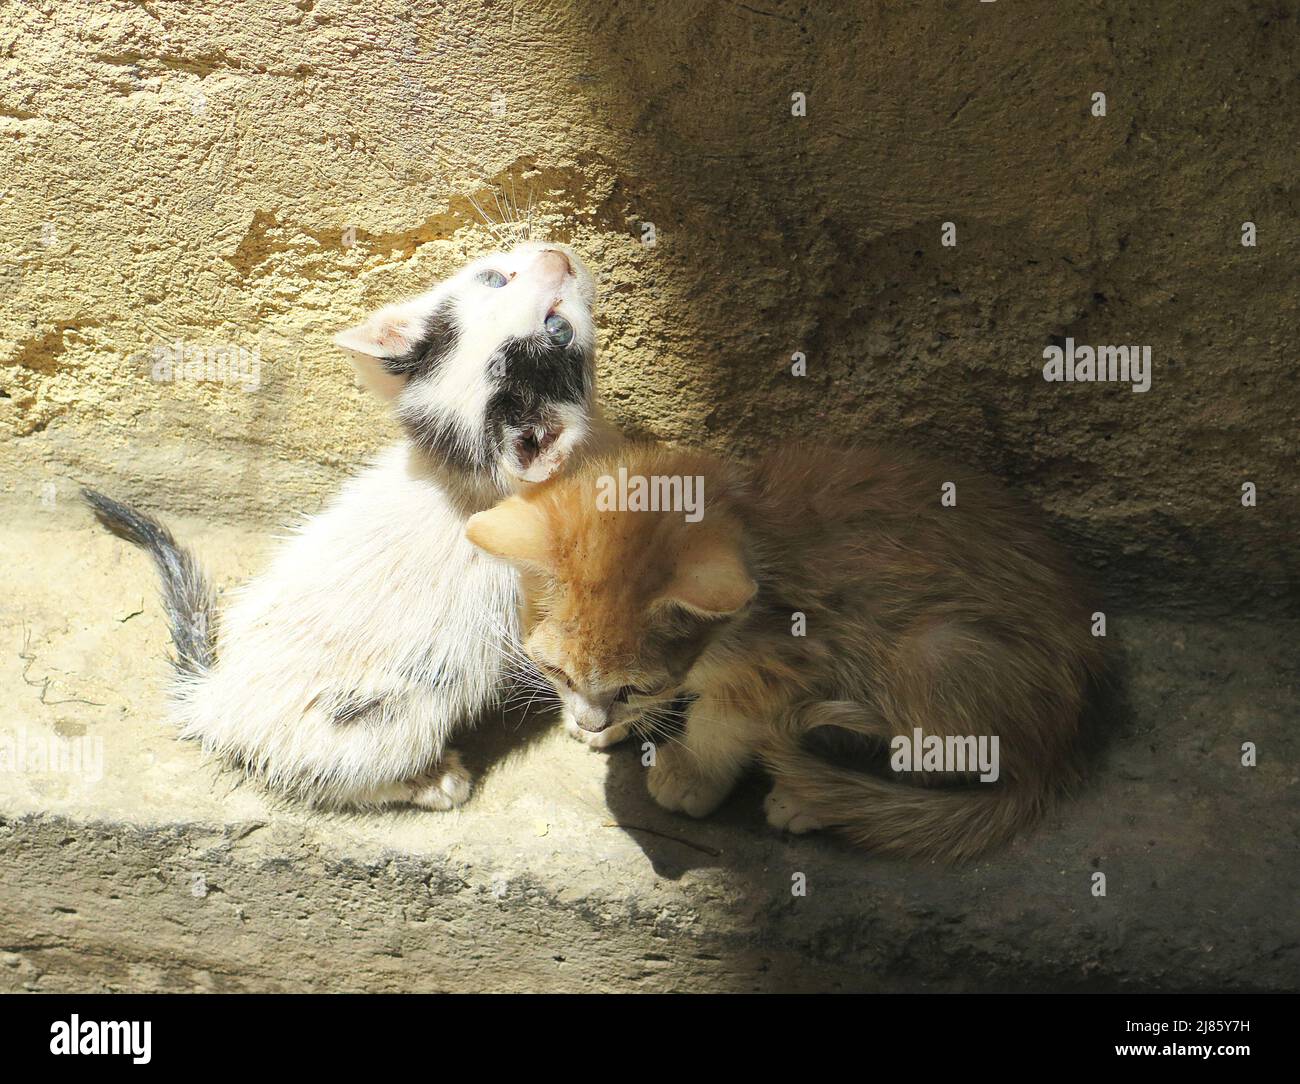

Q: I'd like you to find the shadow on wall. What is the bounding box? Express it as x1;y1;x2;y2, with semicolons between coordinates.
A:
3;1;1291;611
564;0;1298;616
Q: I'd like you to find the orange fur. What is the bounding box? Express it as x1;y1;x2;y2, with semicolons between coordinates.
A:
467;442;1103;861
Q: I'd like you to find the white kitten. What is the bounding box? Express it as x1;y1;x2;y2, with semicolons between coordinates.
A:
85;241;617;809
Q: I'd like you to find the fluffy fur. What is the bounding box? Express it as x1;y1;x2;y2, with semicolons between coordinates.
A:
87;241;617;808
466;442;1103;861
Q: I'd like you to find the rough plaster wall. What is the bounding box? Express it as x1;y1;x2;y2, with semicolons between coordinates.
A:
1;0;1296;614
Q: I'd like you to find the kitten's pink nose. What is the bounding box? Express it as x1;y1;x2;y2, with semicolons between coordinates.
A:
575;707;609;733
532;248;572;288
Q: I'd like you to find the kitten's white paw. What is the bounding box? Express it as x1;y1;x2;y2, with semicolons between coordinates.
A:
763;784;825;835
647;756;732;818
410;754;473;811
563;712;631;750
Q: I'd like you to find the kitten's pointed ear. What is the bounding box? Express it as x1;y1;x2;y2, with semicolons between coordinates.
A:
333;299;426;402
466;497;553;571
660;526;756;618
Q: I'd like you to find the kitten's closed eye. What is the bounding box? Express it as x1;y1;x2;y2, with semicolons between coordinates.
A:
615;684;667;703
539;663;576;690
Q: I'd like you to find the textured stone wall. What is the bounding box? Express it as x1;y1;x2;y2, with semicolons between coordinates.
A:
2;0;1296;613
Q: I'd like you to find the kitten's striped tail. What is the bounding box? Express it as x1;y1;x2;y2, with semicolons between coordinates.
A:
762;714;1052;862
82;489;216;677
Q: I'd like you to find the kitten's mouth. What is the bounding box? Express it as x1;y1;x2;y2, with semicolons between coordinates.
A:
509;423;567;483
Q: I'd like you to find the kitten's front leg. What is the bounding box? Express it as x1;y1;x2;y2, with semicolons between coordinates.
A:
645;700;756;818
408;750;474;810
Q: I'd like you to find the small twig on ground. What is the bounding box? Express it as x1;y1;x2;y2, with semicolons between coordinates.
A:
18;623;105;707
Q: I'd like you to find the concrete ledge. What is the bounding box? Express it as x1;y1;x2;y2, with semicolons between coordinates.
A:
2;507;1297;992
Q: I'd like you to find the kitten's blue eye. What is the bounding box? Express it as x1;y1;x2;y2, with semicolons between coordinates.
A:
544;313;573;346
477;270;508;288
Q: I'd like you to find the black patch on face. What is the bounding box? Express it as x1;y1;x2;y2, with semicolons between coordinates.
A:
392;314;592;475
386;298;492;471
484;335;591;436
384;300;459;378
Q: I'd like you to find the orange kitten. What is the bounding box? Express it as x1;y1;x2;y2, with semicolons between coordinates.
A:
466;443;1103;861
